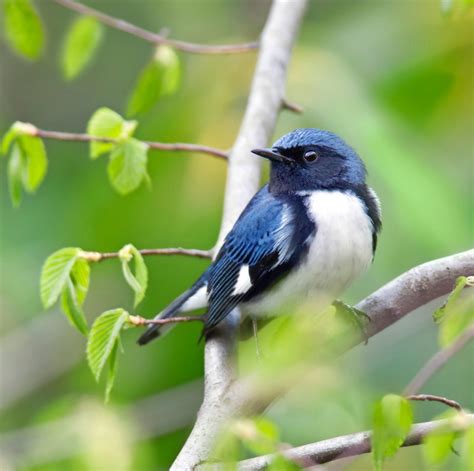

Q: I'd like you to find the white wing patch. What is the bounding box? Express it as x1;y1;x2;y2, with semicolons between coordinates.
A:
232;264;252;295
274;205;294;264
180;286;208;312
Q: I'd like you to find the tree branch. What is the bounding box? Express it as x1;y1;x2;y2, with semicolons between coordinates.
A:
32;128;228;160
403;323;474;396
356;249;474;340
53;0;259;54
235;414;474;470
79;247;213;262
171;1;308;469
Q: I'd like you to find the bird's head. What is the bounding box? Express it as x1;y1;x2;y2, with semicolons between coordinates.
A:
252;128;367;193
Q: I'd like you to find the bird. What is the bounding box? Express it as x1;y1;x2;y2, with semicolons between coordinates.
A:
138;128;381;346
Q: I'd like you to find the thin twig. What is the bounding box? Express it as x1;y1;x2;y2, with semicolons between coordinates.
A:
233;414;474;470
281;98;304;113
129;315;204;327
33;128;228;160
53;0;259;54
406;394;463;412
79;247;213;262
403;323;474;396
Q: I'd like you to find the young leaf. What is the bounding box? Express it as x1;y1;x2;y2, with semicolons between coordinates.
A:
126;60;164;117
459;424;474;471
2;125;20;156
372;394;413;471
423;427;456;466
7;143;24;207
107;138;149;194
234;417;280;456
433;276;468;323
435;277;474;347
119;244;148;307
70;257;91;306
267;455;301;470
60;278;89;335
40;247;81;309
3;0;45;60
105;340;119;403
61;16;104;80
156;45;181;96
87;308;129;382
18;135;48;192
126;45;180;117
87;108;124;159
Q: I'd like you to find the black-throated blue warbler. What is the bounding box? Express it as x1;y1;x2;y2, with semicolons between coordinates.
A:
138;128;381;345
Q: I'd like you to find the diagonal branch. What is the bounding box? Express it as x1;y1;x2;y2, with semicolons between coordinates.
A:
32;128;228;159
171;1;308;469
53;0;259;54
235;414;474;470
403;323;474;396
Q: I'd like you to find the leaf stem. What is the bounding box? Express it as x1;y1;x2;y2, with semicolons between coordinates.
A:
80;247;213;263
32;128;228;159
53;0;259;54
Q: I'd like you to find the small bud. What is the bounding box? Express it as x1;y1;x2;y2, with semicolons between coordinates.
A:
118;244;133;262
13;121;38;136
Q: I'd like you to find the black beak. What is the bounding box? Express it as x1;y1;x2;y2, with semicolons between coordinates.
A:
251;147;287;163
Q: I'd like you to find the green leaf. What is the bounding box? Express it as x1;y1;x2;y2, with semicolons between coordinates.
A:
2;126;20;156
61;16;104;80
459;424;474;471
156;45;181;96
107;138;148;194
4;0;45;60
70;257;90;306
18;135;47;192
87;108;124;159
423;427;456;466
433;277;468;323
267;455;302;470
87;308;129;382
40;247;81;309
436;277;474;347
372;394;413;471
235;417;280;456
126;60;164;117
60;278;89;335
126;45;180;117
7;143;24;207
119;244;148;307
105;340;119;403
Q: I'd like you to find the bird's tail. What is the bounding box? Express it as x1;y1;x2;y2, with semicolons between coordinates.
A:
137;274;208;346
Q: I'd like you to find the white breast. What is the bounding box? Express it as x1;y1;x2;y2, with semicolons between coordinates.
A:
246;190;375;315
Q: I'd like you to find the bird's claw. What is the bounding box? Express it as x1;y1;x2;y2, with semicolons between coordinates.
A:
333;300;371;345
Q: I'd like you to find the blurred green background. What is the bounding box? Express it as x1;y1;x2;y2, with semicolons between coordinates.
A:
0;1;473;470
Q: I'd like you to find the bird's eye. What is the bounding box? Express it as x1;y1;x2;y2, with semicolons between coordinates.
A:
303;150;319;163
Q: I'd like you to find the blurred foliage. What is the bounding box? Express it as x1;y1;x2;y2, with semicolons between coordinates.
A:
0;0;473;470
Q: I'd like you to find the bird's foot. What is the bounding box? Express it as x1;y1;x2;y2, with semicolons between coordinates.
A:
332;300;371;345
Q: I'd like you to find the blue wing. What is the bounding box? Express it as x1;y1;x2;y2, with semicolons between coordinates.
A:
205;185;315;333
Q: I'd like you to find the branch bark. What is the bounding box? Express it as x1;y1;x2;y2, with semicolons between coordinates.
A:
53;0;258;54
236;414;474;470
171;1;308;469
